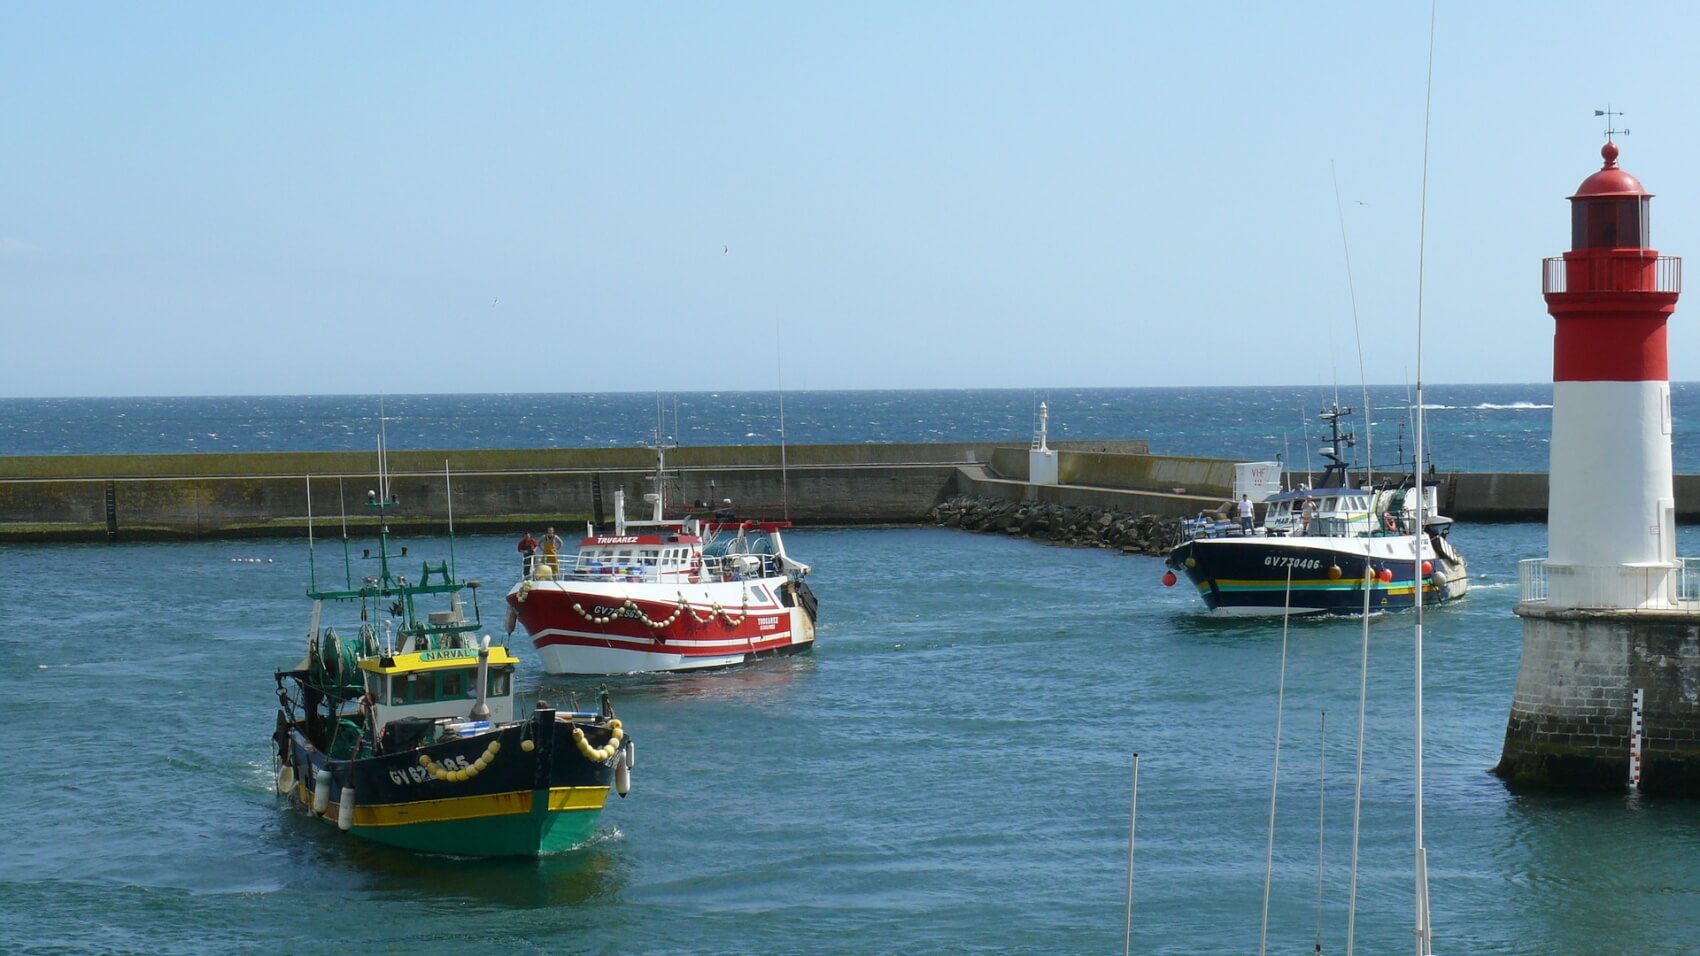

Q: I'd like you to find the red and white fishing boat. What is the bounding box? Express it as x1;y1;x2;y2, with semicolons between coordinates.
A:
504;447;819;674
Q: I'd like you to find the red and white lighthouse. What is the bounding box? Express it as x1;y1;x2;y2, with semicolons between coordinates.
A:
1500;137;1699;793
1542;139;1683;608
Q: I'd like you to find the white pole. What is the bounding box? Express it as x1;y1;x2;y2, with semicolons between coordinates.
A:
1346;565;1372;956
1124;752;1139;956
1412;5;1437;953
1315;710;1327;956
1260;568;1296;956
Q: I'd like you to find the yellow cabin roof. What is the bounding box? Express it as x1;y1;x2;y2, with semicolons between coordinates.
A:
359;645;521;675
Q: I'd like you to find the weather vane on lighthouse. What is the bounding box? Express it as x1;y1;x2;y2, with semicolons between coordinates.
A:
1594;106;1629;142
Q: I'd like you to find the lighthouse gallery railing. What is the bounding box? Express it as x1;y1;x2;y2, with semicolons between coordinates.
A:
1519;557;1700;609
1542;255;1682;295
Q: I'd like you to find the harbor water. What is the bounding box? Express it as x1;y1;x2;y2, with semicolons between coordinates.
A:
5;521;1700;953
5;386;1700;952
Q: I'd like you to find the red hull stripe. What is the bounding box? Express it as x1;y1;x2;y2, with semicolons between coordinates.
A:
1553;316;1668;381
533;631;799;656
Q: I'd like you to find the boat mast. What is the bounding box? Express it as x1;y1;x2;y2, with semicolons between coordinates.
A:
306;474;316;590
777;324;789;522
444;459;456;580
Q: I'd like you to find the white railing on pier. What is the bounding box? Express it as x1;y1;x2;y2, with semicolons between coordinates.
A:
1518;557;1700;609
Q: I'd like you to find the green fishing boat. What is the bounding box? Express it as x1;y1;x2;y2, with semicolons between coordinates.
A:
271;454;634;857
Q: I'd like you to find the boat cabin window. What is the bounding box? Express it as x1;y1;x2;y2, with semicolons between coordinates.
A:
488;668;511;697
389;667;482;705
439;670;464;699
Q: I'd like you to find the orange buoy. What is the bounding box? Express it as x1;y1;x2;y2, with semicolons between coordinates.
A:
1327;565;1343;580
1421;560;1433;576
1378;567;1394;583
1162;570;1178;587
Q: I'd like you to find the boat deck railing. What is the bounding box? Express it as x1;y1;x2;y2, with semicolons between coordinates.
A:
1179;512;1392;544
1518;557;1700;609
534;551;784;584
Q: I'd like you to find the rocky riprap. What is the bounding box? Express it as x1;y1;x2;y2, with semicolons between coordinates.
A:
928;495;1187;556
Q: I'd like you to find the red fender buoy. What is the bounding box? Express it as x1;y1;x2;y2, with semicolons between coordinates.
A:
1162;570;1178;587
1421;560;1433;576
1377;568;1394;583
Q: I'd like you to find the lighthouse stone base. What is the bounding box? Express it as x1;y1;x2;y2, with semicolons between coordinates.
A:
1495;604;1700;794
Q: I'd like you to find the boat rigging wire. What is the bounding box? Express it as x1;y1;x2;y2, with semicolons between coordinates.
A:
1330;161;1374;490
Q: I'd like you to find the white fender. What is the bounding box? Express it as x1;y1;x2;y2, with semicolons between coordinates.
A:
624;740;635;770
276;765;296;796
338;787;356;830
504;605;518;635
615;753;631;798
312;769;332;814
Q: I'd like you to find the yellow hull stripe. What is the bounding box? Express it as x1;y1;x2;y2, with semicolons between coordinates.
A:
297;785;609;828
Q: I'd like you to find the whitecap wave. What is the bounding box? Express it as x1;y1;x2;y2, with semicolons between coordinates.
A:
1474;401;1552;410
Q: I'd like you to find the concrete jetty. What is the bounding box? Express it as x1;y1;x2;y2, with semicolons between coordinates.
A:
6;440;1700;541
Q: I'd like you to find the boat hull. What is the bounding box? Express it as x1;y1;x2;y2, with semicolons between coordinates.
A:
277;707;622;858
509;578;817;675
1166;535;1468;616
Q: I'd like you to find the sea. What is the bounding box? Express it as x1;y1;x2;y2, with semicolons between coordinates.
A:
12;381;1700;473
4;387;1700;955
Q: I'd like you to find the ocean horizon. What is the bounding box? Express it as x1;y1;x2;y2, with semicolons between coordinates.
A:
7;382;1690;474
6;375;1679;472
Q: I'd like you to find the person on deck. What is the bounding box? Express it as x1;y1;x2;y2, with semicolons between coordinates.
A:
541;527;564;570
1238;495;1255;533
1300;497;1317;534
517;531;538;576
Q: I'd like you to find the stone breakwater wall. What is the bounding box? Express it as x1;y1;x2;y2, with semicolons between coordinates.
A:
928;495;1184;556
11;438;1700;542
1497;605;1700;795
0;442;998;541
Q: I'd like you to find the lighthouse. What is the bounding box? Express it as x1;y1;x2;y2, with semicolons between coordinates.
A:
1545;138;1681;605
1496;137;1700;793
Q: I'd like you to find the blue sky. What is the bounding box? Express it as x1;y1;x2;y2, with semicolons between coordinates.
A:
4;3;1699;397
